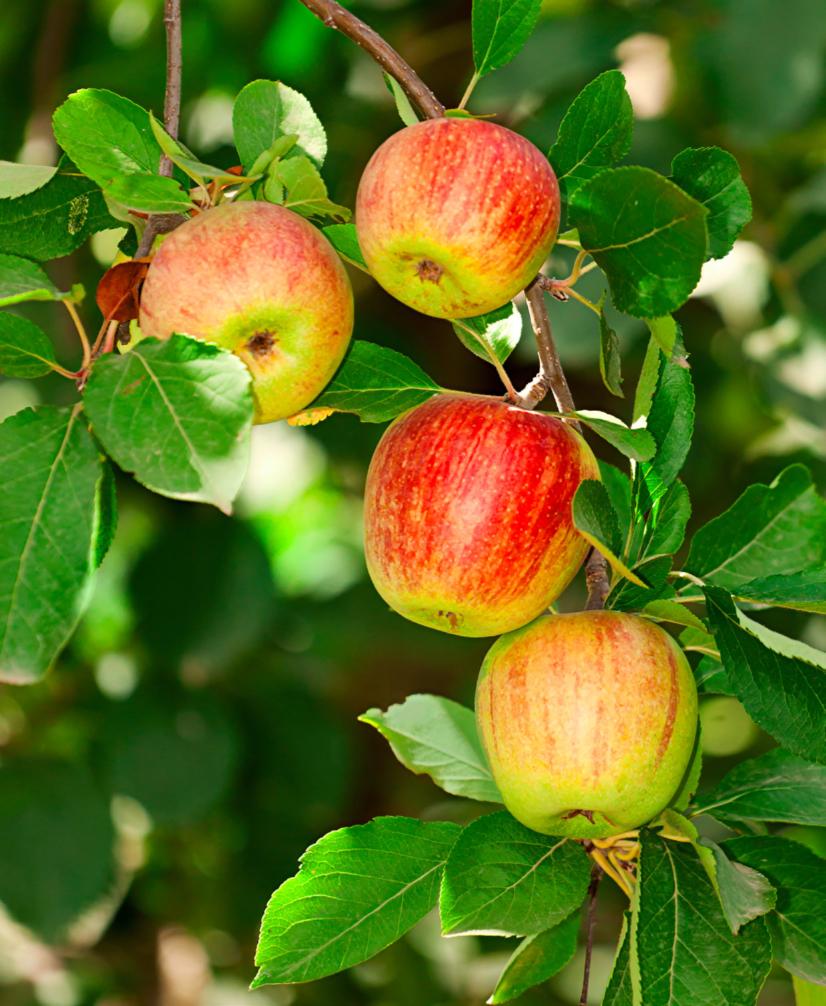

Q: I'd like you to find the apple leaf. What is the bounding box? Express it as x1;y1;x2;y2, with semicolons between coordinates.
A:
646;314;678;357
549;69;633;200
452;302;522;366
233;79;326;171
323;223;368;270
0;254;74;307
253;817;460;986
704;587;826;765
439;811;590;937
570;166;708;318
671;147;752;260
275;155;350;222
52;88;163;187
0;165;116;261
0;313;57;378
693;748;826;826
359;694;502;804
725;836;826;985
103;173;193;213
634;831;772;1006
0;761;115;941
644;479;692;558
0;161;57;199
567;410;656;462
793;977;826;1006
573;480;647;587
633;334;662;423
697;837;777;935
83;335;253;513
608;554;674;611
383;73;418;126
488;911;580;1004
295;340;441;424
149;113;251;187
0;405;103;684
603;914;634;1006
599;460;632;534
732;570;826;614
472;0;543;78
686;465;826;591
599;301;624;397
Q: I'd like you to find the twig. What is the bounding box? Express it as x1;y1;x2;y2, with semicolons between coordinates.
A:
579;867;602;1006
585;550;611;610
524;279;577;416
295;0;444;120
63;300;91;369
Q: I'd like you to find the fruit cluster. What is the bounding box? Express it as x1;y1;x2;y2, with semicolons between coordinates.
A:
138;117;698;841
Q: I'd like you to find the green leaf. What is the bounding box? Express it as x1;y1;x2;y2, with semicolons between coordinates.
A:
633;831;772;1005
103;172;193;213
323;223;368;270
83;335;253;513
302;340;441;424
694;748;826;826
0;405;102;684
52;88;163;186
0;161;57;198
0;313;57;378
276;155;350;222
453;302;522;366
570;166;708;318
548;69;633;200
697;838;777;934
0;165;116;261
384;73;419;126
645;480;691;557
633;334;662;424
573;479;646;586
102;689;238;826
472;0;543;77
359;694;501;804
608;555;673;611
599;301;624;396
685;465;826;591
599;460;632;535
439;811;590;937
603;914;634;1006
733;570;826;614
568;410;656;462
794;977;826;1006
149;113;248;186
488;911;580;1004
704;587;826;765
0;760;114;941
671;732;704;812
0;254;71;306
233;79;326;170
253;817;460;985
726;836;826;984
646;315;678;357
641;599;706;632
636;349;695;512
671;147;752;260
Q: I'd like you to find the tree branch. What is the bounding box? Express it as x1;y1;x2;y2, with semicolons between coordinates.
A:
524;278;577;416
296;0;445;120
579;866;602;1006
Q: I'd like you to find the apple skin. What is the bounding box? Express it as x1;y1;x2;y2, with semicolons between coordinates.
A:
138;201;354;423
356;119;560;319
476;612;699;839
363;393;598;637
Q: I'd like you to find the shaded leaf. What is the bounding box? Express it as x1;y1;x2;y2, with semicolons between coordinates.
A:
488;911;580;1004
570;166;708;318
599;300;624;396
573;479;646;586
440;811;590;937
698;838;777;934
83;335;253;513
0;405;102;684
359;694;501;804
453;302;522;366
323;223;368;270
0;254;71;306
734;570;826;614
0;313;57;378
253;817;460;985
646;480;691;557
602;913;634;1006
671;147;752;260
104;173;193;213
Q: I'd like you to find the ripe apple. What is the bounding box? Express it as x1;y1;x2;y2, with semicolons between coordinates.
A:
363;393;598;637
356;118;560;319
138;201;354;423
476;612;698;839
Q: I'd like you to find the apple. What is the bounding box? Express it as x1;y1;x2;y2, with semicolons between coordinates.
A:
476;612;698;839
363;393;598;637
138;201;354;423
355;118;560;319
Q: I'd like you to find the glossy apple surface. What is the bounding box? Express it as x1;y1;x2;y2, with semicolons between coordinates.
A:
356;119;560;319
139;201;353;423
363;393;598;636
476;611;698;838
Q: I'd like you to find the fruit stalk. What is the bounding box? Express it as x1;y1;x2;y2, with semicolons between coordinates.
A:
296;0;613;609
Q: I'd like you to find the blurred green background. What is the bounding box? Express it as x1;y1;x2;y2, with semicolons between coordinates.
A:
1;0;825;1003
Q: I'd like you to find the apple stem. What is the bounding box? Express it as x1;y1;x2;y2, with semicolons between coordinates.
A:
295;0;445;120
579;866;602;1006
63;300;92;370
457;71;480;111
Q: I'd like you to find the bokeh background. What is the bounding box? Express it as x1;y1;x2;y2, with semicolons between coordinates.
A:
1;0;825;1004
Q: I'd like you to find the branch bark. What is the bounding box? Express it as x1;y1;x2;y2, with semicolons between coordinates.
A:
579;866;602;1006
296;0;445;120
